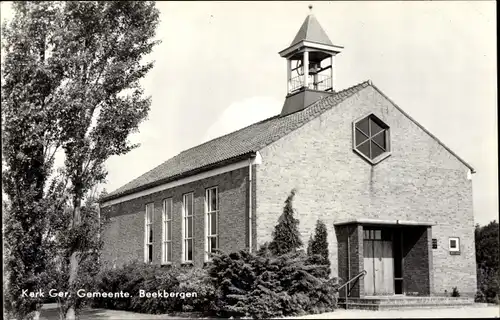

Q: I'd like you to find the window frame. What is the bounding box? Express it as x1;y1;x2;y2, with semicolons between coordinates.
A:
144;203;154;264
162;198;173;265
182;192;194;263
352;113;391;164
449;237;460;255
204;186;219;262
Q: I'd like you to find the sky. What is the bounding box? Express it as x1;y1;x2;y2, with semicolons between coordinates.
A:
1;1;497;225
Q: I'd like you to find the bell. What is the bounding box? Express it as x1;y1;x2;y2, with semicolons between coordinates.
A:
309;62;320;75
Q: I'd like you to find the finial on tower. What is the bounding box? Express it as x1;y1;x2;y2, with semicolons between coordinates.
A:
308;4;313;13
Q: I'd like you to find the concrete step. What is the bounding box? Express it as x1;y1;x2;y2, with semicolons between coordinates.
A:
338;297;476;310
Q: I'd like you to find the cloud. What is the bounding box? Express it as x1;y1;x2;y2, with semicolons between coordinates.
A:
203;96;282;142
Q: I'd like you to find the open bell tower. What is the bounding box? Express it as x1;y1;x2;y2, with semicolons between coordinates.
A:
279;5;343;116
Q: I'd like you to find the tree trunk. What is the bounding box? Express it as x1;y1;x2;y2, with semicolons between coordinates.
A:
65;204;81;320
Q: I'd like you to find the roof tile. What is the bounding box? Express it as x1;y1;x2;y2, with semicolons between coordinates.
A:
103;81;370;201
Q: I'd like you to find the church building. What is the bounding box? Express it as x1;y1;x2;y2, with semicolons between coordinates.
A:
100;10;477;298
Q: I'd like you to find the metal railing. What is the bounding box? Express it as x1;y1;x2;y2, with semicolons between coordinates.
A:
337;270;367;310
289;74;332;93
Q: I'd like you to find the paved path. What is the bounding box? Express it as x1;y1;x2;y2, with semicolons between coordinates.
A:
293;305;500;319
39;304;499;319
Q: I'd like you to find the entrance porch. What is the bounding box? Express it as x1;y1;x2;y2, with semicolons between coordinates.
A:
334;219;434;298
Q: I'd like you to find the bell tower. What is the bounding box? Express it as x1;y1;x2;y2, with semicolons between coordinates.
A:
279;5;343;116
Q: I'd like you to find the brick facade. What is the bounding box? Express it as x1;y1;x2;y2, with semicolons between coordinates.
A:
101;84;476;298
335;224;364;297
255;85;476;297
101;167;251;268
402;226;433;296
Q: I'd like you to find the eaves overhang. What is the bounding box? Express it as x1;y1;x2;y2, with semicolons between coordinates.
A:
99;151;257;205
279;40;344;58
334;218;436;227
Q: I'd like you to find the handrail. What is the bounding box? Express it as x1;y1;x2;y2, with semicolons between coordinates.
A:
337;270;367;292
336;270;367;310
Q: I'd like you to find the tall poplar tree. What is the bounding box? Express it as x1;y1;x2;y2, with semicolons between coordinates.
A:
2;2;160;319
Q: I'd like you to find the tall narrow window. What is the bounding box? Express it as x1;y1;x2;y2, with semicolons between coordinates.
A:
205;187;219;261
162;198;173;264
182;193;194;262
145;203;154;263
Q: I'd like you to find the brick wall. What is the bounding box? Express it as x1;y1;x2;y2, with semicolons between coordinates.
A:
255;85;476;296
101;167;250;268
402;226;432;296
335;224;365;297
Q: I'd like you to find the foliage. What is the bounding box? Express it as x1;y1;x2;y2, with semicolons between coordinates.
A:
475;221;499;303
268;189;303;256
2;3;68;317
91;262;216;315
451;286;460;297
475;221;499;271
176;268;217;313
45;192;104;310
2;1;160;318
476;266;500;304
208;249;339;319
307;220;331;278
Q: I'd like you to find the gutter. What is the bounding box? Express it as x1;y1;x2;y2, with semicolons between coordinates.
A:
99;152;256;204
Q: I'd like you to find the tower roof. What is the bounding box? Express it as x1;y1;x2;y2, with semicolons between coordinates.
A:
290;13;334;47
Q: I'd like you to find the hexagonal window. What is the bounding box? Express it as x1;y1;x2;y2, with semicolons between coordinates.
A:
353;114;391;164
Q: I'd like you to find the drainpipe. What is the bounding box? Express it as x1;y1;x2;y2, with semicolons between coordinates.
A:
346;230;350;309
248;152;262;253
248;159;253;253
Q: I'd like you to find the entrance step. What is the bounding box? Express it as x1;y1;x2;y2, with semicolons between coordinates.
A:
338;296;475;310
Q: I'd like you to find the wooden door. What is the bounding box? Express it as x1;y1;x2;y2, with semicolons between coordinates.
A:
363;239;375;295
363;229;395;296
373;240;394;295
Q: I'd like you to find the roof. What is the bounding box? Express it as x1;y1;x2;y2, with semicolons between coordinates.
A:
102;80;476;203
290;14;334;47
102;81;371;202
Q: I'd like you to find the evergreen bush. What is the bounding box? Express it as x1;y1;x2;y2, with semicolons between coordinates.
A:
91;261;215;315
208;249;339;319
307;220;331;278
269;189;303;255
475;221;499;303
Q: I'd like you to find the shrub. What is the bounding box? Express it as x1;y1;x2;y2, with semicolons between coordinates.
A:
129;265;181;314
307;220;331;278
91;261;216;315
475;290;486;302
92;261;179;313
177;267;216;314
268;189;303;256
476;266;499;303
475;221;499;303
208;250;259;317
208;249;339;319
451;287;460;297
